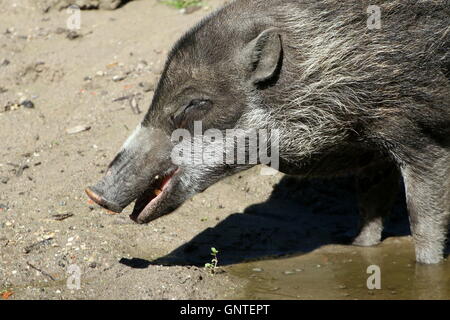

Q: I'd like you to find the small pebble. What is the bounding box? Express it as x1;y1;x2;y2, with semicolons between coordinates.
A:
180;6;202;14
112;74;126;82
20;100;34;109
66;31;81;40
66;125;91;135
139;81;155;92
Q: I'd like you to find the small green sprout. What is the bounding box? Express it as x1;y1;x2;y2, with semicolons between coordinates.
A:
204;247;219;274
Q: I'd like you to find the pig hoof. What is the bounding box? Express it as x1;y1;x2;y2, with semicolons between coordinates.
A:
352;234;381;247
415;246;444;264
352;218;383;247
416;256;443;264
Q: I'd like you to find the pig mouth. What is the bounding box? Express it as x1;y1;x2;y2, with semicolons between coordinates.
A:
130;167;180;224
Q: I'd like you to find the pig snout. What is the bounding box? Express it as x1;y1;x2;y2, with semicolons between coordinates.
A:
85;176;129;213
85;186;124;213
86;124;174;217
85;163;139;213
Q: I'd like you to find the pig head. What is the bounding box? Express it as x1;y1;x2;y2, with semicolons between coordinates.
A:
86;14;283;223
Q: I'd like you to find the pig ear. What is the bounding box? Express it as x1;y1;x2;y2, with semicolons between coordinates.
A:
243;28;282;85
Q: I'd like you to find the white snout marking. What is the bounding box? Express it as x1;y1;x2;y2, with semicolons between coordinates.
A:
122;124;143;150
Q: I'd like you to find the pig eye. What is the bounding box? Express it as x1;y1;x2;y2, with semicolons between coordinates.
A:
185;99;211;111
172;99;212;128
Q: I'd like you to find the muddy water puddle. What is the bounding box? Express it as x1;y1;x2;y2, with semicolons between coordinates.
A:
228;237;449;299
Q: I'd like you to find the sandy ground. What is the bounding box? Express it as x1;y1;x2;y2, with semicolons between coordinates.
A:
0;0;246;299
0;0;448;300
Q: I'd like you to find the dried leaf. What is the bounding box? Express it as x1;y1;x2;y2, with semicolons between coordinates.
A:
2;291;13;299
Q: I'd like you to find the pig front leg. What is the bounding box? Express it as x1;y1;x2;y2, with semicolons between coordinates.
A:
401;151;450;264
353;161;400;247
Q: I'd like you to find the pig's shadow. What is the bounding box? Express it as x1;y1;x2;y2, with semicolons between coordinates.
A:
120;175;436;269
